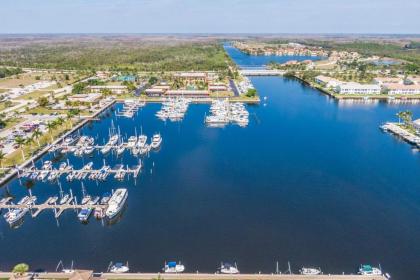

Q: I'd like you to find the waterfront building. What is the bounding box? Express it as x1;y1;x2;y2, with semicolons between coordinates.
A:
407;76;420;85
145;88;165;97
88;85;128;94
315;75;342;89
174;72;208;84
165;89;209;98
385;84;420;95
68;93;102;104
373;77;403;85
208;83;228;92
335;82;381;95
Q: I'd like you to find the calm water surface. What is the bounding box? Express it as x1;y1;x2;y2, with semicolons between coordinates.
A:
0;47;419;279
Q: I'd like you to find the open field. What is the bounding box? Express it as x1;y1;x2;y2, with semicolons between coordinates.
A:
15;90;51;100
0;71;85;89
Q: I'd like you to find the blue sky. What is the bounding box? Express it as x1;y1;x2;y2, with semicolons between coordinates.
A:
1;0;419;34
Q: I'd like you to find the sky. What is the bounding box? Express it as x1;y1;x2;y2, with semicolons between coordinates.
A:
0;0;419;34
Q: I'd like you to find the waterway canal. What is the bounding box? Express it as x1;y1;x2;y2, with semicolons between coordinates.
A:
0;47;419;279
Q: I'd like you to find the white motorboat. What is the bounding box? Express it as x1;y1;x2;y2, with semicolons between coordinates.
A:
137;135;147;148
59;194;70;205
359;265;382;276
300;267;322;275
37;170;50;180
109;262;129;273
163;261;185;273
101;144;112;154
84;146;95;155
105;188;128;219
127;136;137;148
77;208;92;222
42;160;53;170
220;263;239;274
150;133;162;149
59;162;67;171
108;134;119;146
116;144;125;155
81;195;91;205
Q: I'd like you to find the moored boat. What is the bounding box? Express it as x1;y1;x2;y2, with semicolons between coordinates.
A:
105;188;128;219
163;261;185;273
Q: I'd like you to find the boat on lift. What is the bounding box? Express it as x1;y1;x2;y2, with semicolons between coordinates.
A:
220;262;239;274
163;261;185;273
127;136;137;148
358;264;382;276
109;262;129;273
300;267;322;275
150;133;162;149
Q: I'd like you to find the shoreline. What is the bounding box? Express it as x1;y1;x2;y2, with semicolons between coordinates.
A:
0;271;387;280
0;100;116;187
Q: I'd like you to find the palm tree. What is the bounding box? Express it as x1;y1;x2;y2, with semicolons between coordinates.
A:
25;137;34;153
14;136;26;161
46;121;57;142
0;150;5;169
32;128;42;147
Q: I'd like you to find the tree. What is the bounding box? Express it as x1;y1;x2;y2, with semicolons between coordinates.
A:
12;263;29;275
72;82;87;94
37;96;49;107
65;74;70;81
14;136;26;161
46;121;57;142
32;128;42;147
148;76;158;85
245;88;257;97
0;150;5;168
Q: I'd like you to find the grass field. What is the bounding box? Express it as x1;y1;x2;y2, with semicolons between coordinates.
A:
16;90;51;100
0;72;85;88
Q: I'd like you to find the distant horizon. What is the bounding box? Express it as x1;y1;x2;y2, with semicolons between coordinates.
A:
1;0;419;34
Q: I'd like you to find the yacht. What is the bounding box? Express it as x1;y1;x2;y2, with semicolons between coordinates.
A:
81;195;91;205
47;170;59;181
84;146;95;155
37;169;50;180
101;144;112;154
59;162;67;171
163;261;185;273
63;135;79;146
59;194;70;205
100;192;111;204
139;145;150;155
116;144;125;155
108;134;119;146
114;167;126;180
137;135;147;148
150;133;162;149
105;188;128;219
127;136;137;148
109;262;129;273
220;263;239;274
300;267;322;275
359;264;382;276
42;160;53;170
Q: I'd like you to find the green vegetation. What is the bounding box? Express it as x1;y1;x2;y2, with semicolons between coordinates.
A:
0;39;229;72
0;67;22;78
245;88;257;97
397;110;414;132
12;263;29;275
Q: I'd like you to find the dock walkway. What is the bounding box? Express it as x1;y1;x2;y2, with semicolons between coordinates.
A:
381;122;420;146
0;272;387;280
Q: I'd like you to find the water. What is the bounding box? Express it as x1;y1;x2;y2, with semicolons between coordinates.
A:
0;47;419;279
224;43;325;69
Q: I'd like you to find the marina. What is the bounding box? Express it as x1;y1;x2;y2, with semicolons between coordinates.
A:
0;48;419;279
0;188;128;224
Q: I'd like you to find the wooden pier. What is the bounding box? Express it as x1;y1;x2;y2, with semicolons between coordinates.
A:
0;196;109;218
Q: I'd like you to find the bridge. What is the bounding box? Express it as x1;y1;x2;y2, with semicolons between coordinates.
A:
239;69;285;76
